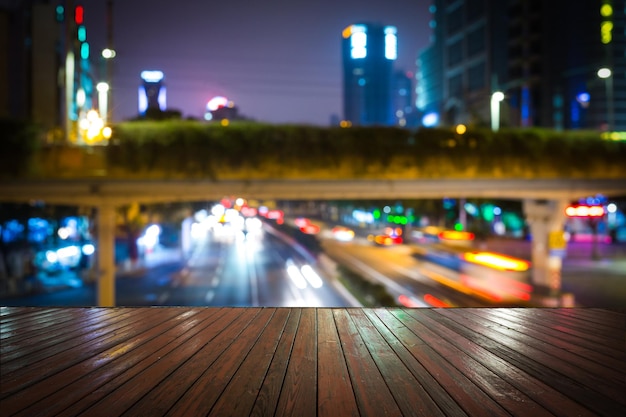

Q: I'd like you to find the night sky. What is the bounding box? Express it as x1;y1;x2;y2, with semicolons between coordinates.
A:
85;0;432;125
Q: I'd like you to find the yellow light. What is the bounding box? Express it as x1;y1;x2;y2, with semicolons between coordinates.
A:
601;21;613;44
463;252;530;271
342;26;353;39
220;119;229;127
455;124;467;135
439;230;475;241
566;205;605;217
600;4;613;17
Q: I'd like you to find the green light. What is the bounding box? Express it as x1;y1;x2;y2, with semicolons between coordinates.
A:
55;5;64;22
373;209;381;219
77;26;86;42
80;42;89;59
454;223;463;231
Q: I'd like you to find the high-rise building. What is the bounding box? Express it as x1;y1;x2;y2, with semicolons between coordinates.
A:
392;70;414;127
416;0;508;127
1;1;64;132
1;1;101;142
138;70;166;116
342;23;398;126
417;0;625;133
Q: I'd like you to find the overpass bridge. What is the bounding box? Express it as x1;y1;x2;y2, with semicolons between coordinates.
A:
1;124;625;306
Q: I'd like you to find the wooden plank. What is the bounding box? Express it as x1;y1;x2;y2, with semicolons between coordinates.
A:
472;308;626;375
1;308;208;417
461;309;625;383
418;308;625;416
509;308;624;351
273;307;317;417
1;308;70;334
316;308;359;417
504;308;625;360
349;309;447;416
2;311;150;376
394;308;548;417
552;307;625;328
127;308;275;416
69;308;258;417
332;308;403;416
249;308;301;417
540;308;624;341
49;308;233;417
366;309;469;417
1;307;176;397
208;308;293;416
1;308;117;357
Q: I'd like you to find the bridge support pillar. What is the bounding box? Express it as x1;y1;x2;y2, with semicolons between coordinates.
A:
523;199;569;300
97;204;116;307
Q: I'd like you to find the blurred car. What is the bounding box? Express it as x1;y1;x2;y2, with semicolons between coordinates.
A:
331;226;355;241
369;226;403;246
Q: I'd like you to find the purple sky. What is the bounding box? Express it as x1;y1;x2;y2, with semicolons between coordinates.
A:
85;0;432;125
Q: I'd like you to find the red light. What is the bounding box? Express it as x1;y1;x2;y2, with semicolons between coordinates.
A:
74;5;84;25
300;224;320;235
423;294;451;308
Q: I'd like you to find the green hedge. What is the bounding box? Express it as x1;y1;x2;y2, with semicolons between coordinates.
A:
2;118;625;179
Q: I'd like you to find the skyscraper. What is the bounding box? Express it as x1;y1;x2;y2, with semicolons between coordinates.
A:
138;70;166;116
416;0;625;132
342;23;397;126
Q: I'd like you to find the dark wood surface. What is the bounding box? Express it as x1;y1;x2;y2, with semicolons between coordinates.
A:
1;307;624;416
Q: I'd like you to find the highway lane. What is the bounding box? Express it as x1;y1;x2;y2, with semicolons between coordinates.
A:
321;237;494;307
152;223;353;307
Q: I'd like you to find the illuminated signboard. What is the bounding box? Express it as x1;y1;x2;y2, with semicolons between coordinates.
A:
140;70;164;83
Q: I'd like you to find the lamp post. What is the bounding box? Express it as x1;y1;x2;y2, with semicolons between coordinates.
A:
96;82;109;125
597;67;614;132
490;91;504;132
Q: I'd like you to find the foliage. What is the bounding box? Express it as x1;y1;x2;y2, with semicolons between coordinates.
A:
6;118;626;179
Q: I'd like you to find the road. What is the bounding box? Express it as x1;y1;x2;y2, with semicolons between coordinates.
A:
0;223;354;308
2;222;625;309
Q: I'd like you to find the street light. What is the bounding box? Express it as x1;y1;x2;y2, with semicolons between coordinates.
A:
490;91;505;132
597;67;614;132
96;82;109;125
101;48;116;124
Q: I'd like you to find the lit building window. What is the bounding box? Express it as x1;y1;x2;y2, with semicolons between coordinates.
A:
350;25;367;59
384;26;397;60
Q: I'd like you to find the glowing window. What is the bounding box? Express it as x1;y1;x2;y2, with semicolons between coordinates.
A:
350;25;367;59
384;26;397;60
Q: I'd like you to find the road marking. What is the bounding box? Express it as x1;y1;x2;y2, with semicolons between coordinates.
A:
247;250;260;307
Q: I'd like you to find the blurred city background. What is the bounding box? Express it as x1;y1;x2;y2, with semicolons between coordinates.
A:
1;1;625;308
